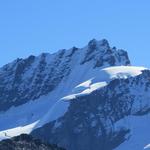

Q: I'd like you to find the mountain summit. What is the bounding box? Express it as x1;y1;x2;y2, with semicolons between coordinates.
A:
0;38;130;111
0;39;149;150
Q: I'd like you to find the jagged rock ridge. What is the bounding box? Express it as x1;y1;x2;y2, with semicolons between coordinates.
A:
0;39;130;111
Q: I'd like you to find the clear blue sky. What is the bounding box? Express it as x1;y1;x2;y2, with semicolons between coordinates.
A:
0;0;150;67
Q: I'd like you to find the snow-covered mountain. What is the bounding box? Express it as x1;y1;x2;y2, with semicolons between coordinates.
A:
0;39;150;150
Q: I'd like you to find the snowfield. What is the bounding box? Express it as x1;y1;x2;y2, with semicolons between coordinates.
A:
115;114;150;150
0;65;146;140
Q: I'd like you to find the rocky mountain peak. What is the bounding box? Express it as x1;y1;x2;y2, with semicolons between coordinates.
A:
88;38;110;50
0;38;131;111
82;38;130;67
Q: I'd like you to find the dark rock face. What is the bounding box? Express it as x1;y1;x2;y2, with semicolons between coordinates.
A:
0;39;130;111
0;134;65;150
81;39;130;67
0;51;72;111
32;70;150;150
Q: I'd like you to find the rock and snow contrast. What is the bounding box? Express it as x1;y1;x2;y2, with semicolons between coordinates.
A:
0;134;65;150
0;38;150;150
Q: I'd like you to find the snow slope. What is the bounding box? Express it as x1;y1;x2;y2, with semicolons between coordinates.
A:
115;114;150;150
0;65;146;140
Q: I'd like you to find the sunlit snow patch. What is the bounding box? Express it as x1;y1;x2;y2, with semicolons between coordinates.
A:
0;121;38;140
144;144;150;149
